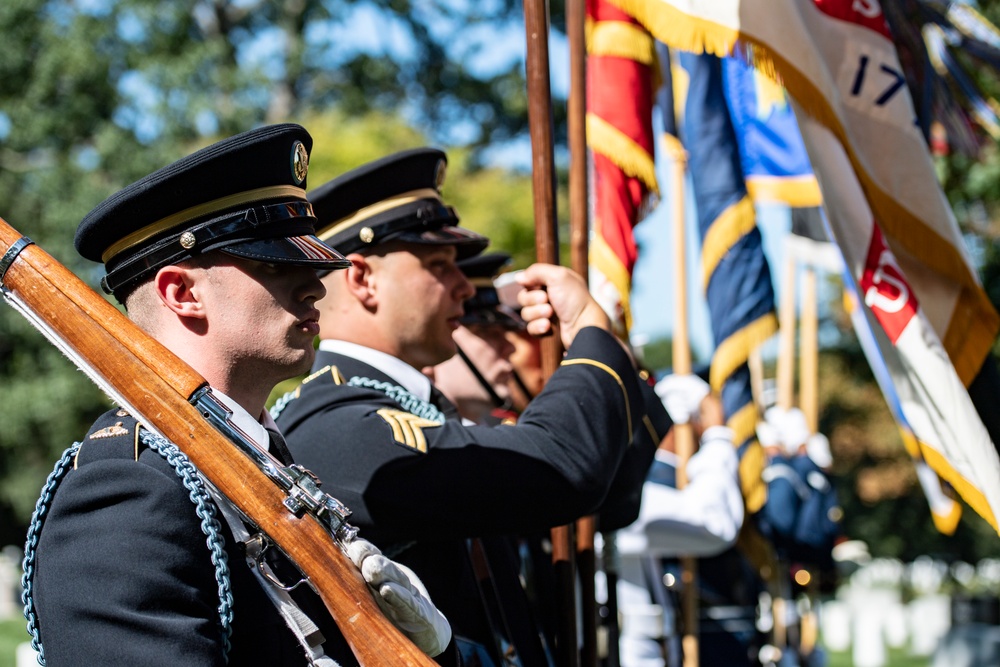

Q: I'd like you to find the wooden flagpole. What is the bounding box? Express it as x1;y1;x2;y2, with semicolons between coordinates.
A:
523;2;579;665
772;247;798;652
776;252;797;412
667;133;700;667
567;0;589;281
798;263;820;659
800;267;819;434
566;0;599;665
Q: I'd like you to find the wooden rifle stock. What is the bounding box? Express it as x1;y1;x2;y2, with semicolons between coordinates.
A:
0;218;436;666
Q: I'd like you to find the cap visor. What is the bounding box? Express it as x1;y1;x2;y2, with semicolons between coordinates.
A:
394;225;489;259
460;306;526;330
222;234;353;271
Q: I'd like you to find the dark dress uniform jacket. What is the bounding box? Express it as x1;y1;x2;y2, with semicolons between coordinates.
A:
275;326;665;662
31;409;354;667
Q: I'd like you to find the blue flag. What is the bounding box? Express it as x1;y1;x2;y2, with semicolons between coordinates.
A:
679;51;778;513
722;56;822;208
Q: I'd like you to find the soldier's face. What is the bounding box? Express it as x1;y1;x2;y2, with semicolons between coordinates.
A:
199;255;326;383
372;243;475;369
426;323;514;422
461;323;515;397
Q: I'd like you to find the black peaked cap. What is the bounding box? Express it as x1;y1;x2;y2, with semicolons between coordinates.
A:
458;251;525;330
76;123;351;302
309;147;488;259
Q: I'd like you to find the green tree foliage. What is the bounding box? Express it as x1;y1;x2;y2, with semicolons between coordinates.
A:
633;335;674;374
915;0;1000;348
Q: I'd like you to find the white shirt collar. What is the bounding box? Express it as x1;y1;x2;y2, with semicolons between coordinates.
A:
210;389;272;452
317;339;432;402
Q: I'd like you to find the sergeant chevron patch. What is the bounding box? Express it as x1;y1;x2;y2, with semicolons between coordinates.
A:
376;409;441;453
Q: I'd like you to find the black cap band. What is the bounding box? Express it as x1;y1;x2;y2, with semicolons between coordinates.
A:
102;200;319;297
319;199;457;255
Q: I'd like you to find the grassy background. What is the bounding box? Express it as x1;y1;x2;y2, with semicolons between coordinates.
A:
0;619;29;667
826;648;930;666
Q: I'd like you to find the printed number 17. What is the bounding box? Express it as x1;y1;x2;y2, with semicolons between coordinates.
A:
850;55;906;105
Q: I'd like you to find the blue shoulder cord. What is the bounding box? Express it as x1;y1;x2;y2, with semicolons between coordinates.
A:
271;375;445;424
270;375;441;560
21;431;235;665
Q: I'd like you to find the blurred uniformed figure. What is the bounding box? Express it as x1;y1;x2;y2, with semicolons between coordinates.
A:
758;407;841;571
755;408;842;667
426;260;745;667
506;327;544;413
24;125;450;665
273;148;666;666
424;251;560;663
608;374;744;667
424;252;523;426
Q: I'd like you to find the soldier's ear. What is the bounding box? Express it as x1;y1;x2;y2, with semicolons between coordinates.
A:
344;253;377;308
154;264;206;320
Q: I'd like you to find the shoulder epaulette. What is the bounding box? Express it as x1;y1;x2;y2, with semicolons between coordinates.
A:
74;408;145;468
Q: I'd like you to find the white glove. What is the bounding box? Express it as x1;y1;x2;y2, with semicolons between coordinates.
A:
769;406;810;455
756;420;780;448
653;374;710;424
346;538;452;657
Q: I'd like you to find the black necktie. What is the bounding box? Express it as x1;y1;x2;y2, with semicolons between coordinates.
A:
429;385;461;422
265;428;295;465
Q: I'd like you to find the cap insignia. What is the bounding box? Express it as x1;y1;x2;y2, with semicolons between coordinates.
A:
360;227;375;244
90;421;129;440
180;231;196;250
291;140;309;185
434;159;447;191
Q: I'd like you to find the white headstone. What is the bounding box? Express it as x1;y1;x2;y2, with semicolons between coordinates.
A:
853;606;886;667
819;599;851;652
16;642;39;667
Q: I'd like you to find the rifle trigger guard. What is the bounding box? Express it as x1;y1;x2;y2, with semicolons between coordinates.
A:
241;533;308;592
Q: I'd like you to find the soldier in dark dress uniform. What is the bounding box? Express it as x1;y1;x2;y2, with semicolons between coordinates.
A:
425;251;524;426
273;148;670;665
23;125;450;666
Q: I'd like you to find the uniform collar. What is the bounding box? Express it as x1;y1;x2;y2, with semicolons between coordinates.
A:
210;389;272;453
317;339;432;402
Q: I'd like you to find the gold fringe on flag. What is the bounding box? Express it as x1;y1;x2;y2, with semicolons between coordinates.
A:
711;313;779;394
746;176;822;207
931;499;963;536
587;113;660;195
588;20;657;65
607;0;741;61
699;195;756;289
921;442;998;531
590;228;635;333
